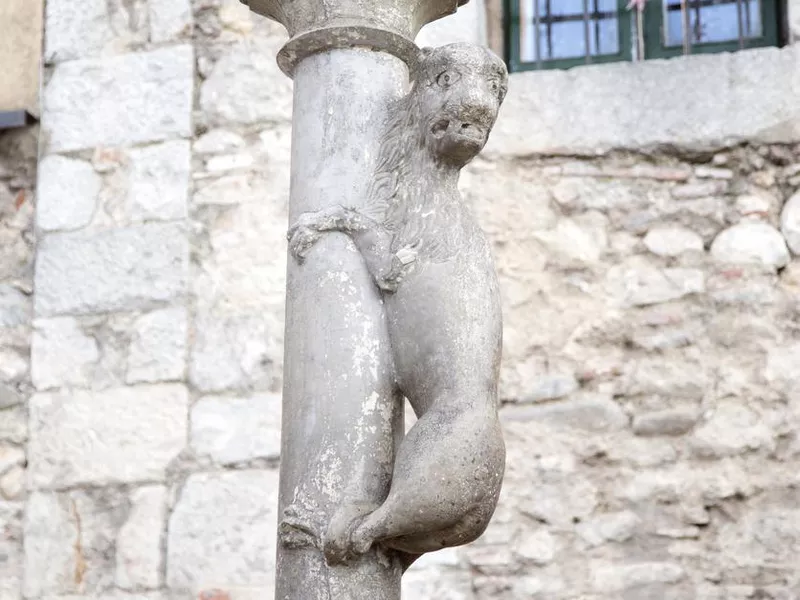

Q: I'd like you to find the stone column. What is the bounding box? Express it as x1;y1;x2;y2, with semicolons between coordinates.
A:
238;1;469;599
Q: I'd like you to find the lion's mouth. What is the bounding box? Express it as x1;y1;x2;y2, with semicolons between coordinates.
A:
431;119;485;143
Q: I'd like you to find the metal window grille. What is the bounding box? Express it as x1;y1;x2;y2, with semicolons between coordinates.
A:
505;0;782;72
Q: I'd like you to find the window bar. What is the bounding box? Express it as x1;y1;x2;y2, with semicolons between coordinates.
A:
681;0;692;54
533;0;542;69
545;0;553;61
744;0;752;38
583;0;592;63
692;0;701;43
736;0;745;48
593;0;601;55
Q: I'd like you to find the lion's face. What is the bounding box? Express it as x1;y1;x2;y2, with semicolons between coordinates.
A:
416;44;508;168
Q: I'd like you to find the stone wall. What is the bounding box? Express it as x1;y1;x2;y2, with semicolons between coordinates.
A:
2;0;800;599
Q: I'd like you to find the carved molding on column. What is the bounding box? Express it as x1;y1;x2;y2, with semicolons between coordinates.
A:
241;0;470;74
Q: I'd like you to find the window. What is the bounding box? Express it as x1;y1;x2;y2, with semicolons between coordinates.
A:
505;0;783;72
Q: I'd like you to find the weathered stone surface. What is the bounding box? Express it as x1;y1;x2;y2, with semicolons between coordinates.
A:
0;350;27;384
36;155;100;232
28;385;188;488
0;384;22;410
710;222;790;269
127;307;187;384
643;226;704;257
194;129;246;155
43;46;194;152
0;406;26;444
116;485;166;591
31;317;99;390
44;0;147;62
633;408;699;437
576;511;640;547
0;446;25;479
126;141;191;222
690;400;775;458
149;0;192;42
0;285;30;328
0;466;25;501
486;45;800;156
35;223;189;316
166;470;278;593
502;394;628;432
0;502;22;600
780;190;800;255
200;30;292;126
190;315;281;393
191;394;281;464
605;263;705;307
22;492;76;597
533;213;608;265
591;561;685;592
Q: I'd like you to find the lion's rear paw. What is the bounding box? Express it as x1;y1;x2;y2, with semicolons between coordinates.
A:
323;502;377;565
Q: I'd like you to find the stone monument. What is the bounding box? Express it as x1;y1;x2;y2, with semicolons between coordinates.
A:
239;1;508;597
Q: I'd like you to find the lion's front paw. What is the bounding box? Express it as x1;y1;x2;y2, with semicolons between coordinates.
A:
287;212;326;262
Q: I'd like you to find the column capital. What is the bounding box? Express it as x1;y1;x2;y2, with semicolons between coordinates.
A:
241;0;469;75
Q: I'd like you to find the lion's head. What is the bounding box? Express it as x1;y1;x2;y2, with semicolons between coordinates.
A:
414;43;508;168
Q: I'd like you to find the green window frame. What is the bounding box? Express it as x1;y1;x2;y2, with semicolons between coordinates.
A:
642;0;781;59
505;0;783;73
505;0;633;72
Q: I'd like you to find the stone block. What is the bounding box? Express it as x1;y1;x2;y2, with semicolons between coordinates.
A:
35;223;189;316
0;285;30;328
780;190;800;255
690;401;774;459
127;141;191;222
501;394;628;432
0;502;22;600
643;226;704;257
487;45;800;156
31;317;99;390
149;0;193;42
591;561;685;592
28;384;188;489
576;511;639;548
166;470;278;592
190;315;280;393
36;155;101;232
605;264;705;307
633;408;700;437
0;0;42;114
44;0;147;62
116;486;166;590
22;492;76;597
127;307;188;384
0;406;26;444
711;222;790;269
0;466;24;501
191;394;282;465
0;350;27;385
200;31;292;126
43;46;194;152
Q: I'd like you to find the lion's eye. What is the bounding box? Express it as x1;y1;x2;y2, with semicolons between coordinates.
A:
436;70;460;87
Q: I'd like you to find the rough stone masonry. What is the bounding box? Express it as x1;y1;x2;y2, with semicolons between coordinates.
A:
1;0;800;598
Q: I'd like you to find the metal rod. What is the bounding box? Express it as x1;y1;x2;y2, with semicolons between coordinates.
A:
583;0;592;63
534;0;542;68
736;0;745;48
681;0;692;55
593;0;601;54
545;0;553;60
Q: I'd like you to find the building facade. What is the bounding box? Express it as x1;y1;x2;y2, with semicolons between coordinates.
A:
1;0;800;598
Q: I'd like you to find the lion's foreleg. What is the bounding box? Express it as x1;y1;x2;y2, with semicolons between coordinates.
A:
288;206;416;292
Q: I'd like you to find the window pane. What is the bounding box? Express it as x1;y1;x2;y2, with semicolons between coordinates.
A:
518;0;620;63
663;0;763;46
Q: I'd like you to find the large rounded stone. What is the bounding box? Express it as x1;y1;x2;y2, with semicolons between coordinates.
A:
780;190;800;255
710;222;790;269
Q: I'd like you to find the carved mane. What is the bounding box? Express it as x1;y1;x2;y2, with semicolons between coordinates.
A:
363;71;465;261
